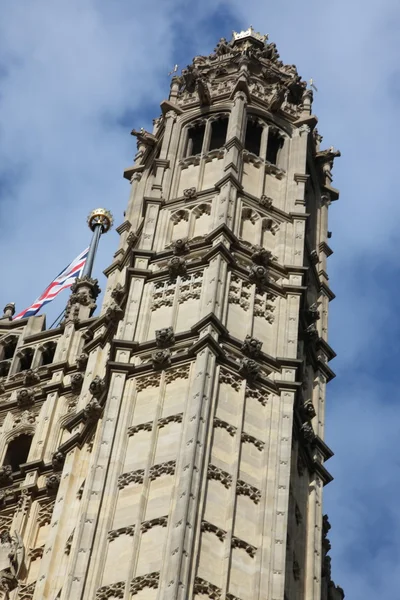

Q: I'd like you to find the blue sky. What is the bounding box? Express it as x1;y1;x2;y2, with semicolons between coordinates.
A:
0;1;399;596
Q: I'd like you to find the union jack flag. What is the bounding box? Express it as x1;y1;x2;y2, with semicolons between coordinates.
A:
14;247;89;320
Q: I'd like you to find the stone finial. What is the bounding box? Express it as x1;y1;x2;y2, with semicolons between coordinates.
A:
2;303;15;320
155;327;175;348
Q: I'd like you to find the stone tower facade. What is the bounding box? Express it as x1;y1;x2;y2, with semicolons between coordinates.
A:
0;28;343;600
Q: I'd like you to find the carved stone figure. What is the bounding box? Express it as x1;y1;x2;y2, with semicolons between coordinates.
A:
303;401;316;420
241;335;263;358
251;246;271;266
301;422;316;444
152;349;171;369
16;388;35;408
167;256;187;279
83;400;103;424
172;238;189;255
248;264;268;288
0;467;12;487
89;376;106;398
155;327;175;348
51;451;65;471
183;187;197;199
23;370;40;387
70;372;84;393
239;358;260;383
46;474;61;493
104;303;123;325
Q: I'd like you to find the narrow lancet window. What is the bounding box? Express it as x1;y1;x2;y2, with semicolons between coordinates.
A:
209;117;228;151
3;434;33;472
245;120;263;156
186;123;206;157
266;130;284;165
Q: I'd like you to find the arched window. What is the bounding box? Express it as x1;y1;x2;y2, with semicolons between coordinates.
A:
1;337;18;361
186;123;206;157
266;130;284;165
16;348;34;372
245;120;263;156
40;342;57;366
209;117;228;151
3;434;33;472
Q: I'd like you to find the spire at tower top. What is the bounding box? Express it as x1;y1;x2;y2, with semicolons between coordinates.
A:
232;26;268;46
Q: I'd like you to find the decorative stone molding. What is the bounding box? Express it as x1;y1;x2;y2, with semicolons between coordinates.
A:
241;432;264;451
64;529;74;555
28;545;44;561
214;417;236;437
128;421;153;436
231;536;257;558
89;376;106;398
108;525;135;541
239;358;260;383
241;335;262;358
219;368;241;391
183;187;197;199
179;273;203;304
152;349;171;369
207;465;232;489
130;571;160;595
76;352;89;371
96;581;125;599
201;521;226;541
158;413;183;428
141;516;168;533
245;386;269;406
149;460;176;481
17;581;36;599
254;291;276;323
16;388;35;408
251;246;271;267
13;410;37;429
165;365;190;384
194;577;221;599
172;238;189;255
136;373;161;392
248;264;268;289
155;327;175;348
37;499;55;526
236;479;261;504
51;451;65;471
46;473;61;493
83;400;103;424
0;467;13;487
118;469;145;489
167;256;187;279
70;372;84;393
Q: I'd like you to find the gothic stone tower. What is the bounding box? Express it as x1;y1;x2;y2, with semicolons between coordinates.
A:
0;28;343;600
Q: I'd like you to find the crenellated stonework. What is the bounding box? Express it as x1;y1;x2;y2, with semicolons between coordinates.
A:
0;26;342;600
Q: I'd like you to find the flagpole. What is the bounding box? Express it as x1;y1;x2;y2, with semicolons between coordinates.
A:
82;208;114;278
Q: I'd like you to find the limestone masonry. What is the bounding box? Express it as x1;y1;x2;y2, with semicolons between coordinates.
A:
0;27;343;600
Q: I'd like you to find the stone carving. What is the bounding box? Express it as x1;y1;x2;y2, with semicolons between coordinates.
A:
236;479;261;504
201;521;226;541
0;378;5;394
16;389;35;408
167;256;187;279
17;581;36;599
111;282;124;303
136;373;161;392
0;467;13;487
254;291;276;323
207;464;232;489
239;358;260;383
89;376;106;398
303;401;316;420
96;581;125;599
70;372;84;393
127;230;138;247
259;194;273;209
149;460;176;481
241;335;262;358
214;417;236;437
141;516;168;533
131;127;157;148
231;536;257;558
309;249;319;265
23;370;40;387
183;187;197;200
251;246;271;267
245;386;269;406
128;421;153;436
248;264;268;289
130;571;160;595
118;469;145;489
150;280;176;311
28;546;44;561
12;410;37;429
83;400;103;424
152;349;171;369
155;327;175;348
158;413;183;428
214;37;231;55
76;352;89;370
305;302;320;324
104;302;124;326
301;422;316;444
46;473;61;493
305;323;319;342
241;432;264;451
219;368;241;391
37;499;55;526
165;365;190;384
172;238;189;255
51;451;65;471
194;577;221;600
107;525;135;541
179;273;203;304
